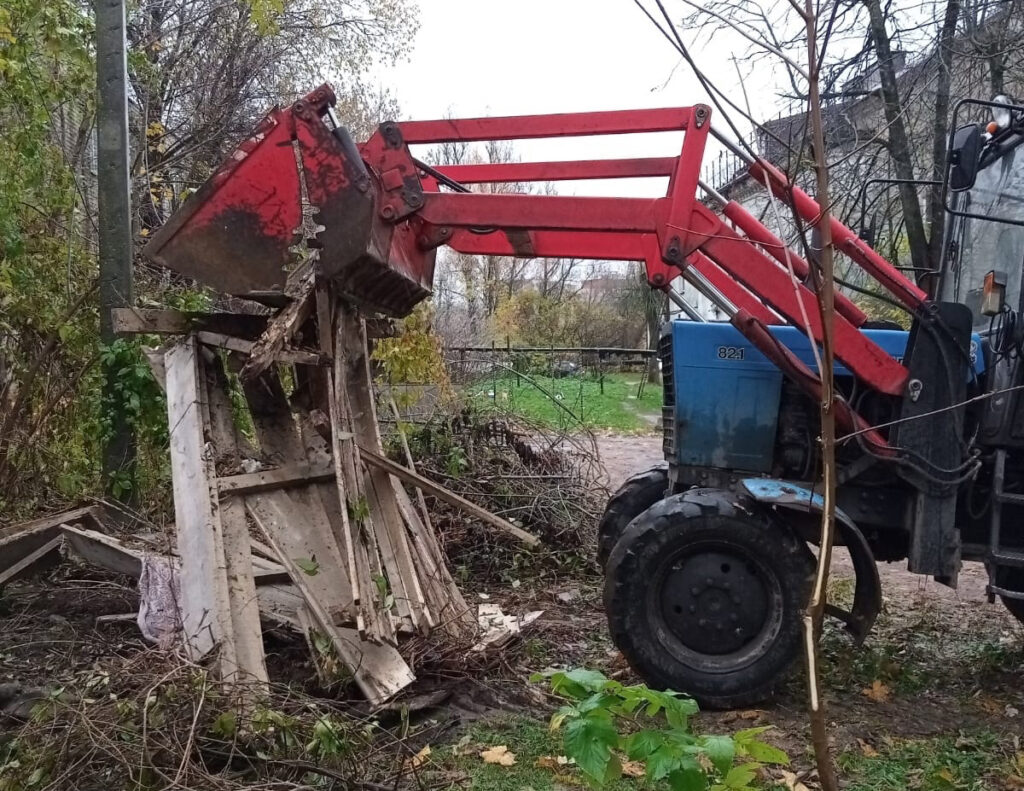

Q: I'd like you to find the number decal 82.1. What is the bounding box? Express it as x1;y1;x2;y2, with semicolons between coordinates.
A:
716;345;745;360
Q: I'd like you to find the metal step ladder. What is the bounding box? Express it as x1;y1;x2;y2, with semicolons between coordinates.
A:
987;448;1024;601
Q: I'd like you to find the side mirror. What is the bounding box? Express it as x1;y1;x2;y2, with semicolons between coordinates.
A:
949;123;982;191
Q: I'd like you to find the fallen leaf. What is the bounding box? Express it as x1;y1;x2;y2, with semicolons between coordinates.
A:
862;680;890;702
738;709;765;721
858;738;879;758
776;769;811;791
480;745;516;766
293;556;320;576
535;755;573;771
1007;704;1020;718
621;759;645;778
404;745;431;771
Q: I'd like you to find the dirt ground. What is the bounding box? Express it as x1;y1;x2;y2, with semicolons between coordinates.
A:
2;432;1022;788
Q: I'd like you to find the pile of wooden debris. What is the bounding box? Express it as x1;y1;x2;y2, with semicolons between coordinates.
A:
2;274;540;704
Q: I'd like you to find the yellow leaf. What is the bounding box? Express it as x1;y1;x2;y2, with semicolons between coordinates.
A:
862;679;890;702
403;745;430;771
776;769;811;791
858;738;879;758
480;745;516;766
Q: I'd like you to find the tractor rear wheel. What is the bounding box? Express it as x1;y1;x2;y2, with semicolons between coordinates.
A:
604;490;813;710
597;463;668;568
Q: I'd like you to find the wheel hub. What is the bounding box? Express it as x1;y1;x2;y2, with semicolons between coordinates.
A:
659;550;769;655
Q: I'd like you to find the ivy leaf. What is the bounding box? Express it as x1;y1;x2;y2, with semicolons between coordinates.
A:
563;714;618;782
702;735;735;777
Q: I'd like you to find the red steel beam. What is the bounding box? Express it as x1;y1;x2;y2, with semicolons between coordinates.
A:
687;251;781;325
419;192;665;233
719;200;868;326
397;107;693;144
433;157;677;184
685;204;909;396
747;159;927;310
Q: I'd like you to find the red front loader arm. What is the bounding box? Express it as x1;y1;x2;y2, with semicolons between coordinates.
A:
144;84;926;448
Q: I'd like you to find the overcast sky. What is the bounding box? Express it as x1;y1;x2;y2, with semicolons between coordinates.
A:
378;0;790;198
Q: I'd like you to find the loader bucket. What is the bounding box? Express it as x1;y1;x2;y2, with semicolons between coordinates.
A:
145;85;435;316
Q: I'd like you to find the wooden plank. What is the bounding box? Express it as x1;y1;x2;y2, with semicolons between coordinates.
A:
390;396;436;534
203;354;270;690
393;483;475;637
197;331;323;367
0;506;98;540
217;462;334;497
359;448;541;547
164;337;234;662
241;370;355;621
248;505;415;703
246;492;355;624
112;307;269;338
62;526;143;577
0;536;64;586
345;319;425;632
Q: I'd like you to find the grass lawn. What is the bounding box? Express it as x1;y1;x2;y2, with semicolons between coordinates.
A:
464;371;662;433
432;716;1018;791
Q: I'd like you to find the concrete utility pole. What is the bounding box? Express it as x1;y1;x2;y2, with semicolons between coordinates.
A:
95;0;136;496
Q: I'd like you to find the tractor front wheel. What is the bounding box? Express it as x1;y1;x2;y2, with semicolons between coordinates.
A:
604;490;813;709
597;463;668;568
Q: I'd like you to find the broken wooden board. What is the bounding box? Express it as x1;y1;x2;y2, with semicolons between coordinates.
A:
166;338;234;662
0;506;101;584
248;505;414;703
113;307;393;339
239;261;316;382
62;526;143;577
358;447;541;547
202;352;270;690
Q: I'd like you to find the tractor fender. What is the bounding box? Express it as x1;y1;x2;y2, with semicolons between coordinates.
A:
739;478;881;644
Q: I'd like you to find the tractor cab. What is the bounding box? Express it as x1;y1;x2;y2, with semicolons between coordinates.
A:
943;97;1024;327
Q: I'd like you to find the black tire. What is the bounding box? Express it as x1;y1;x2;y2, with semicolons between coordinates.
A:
996;568;1024;624
597;464;669;568
604;489;814;710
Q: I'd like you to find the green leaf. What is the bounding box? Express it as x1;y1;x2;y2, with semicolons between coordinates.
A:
666;759;707;791
556;668;610;697
563;714;618;782
741;738;788;765
702;735;735;777
733;726;771;743
293;556;320;576
723;762;760;789
646;745;684;781
624;729;665;761
211;710;237;737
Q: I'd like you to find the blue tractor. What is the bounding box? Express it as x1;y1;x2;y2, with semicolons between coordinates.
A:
599;98;1024;708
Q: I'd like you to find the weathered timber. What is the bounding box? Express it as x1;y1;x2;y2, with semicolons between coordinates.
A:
217;462;334;496
359;448;541;547
203;352;269;690
164;337;234;662
248;505;414;703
